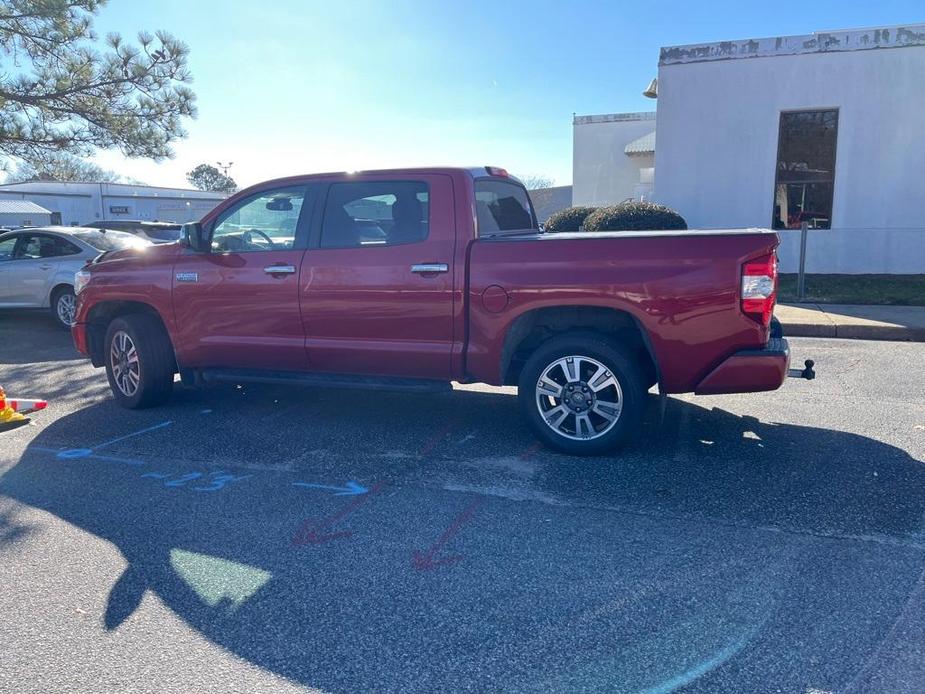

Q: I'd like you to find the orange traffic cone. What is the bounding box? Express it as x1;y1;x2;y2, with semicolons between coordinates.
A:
0;385;29;432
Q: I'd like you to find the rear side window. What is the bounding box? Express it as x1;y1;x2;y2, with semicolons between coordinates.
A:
321;181;429;248
14;234;57;259
55;238;83;256
474;179;537;235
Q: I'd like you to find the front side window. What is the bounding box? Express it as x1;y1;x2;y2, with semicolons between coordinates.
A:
212;187;307;252
0;236;16;260
321;181;429;248
773;110;838;230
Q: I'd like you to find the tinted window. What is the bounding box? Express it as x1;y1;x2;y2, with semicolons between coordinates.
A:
0;236;16;260
321;181;429;248
474;179;537;235
773;110;838;230
212;187;307;252
55;238;83;256
14;234;58;259
72;230;149;251
143;225;182;242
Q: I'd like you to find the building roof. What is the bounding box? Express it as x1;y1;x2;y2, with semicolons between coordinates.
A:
0;180;226;200
0;200;51;215
573;111;656;126
624;131;656;155
660;23;925;65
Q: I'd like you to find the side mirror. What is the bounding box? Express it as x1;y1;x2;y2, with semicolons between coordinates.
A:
182;222;211;252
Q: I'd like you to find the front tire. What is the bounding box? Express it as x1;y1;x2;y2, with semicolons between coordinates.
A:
50;286;76;329
104;315;175;409
518;333;647;455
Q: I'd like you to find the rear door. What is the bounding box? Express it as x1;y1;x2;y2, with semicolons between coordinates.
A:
171;184;316;370
300;174;457;379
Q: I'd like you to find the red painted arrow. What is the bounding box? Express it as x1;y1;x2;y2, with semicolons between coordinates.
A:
412;499;483;571
292;483;382;546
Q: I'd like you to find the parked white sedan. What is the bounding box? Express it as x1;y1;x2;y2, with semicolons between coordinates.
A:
0;227;150;329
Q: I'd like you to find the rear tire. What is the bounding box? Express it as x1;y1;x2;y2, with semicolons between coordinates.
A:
50;286;76;330
104;315;175;409
518;332;647;455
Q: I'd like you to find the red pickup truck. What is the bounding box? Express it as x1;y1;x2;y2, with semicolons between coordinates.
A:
73;166;797;455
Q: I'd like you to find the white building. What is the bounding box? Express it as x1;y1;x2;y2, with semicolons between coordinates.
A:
0;181;226;226
572;112;655;207
0;200;52;228
572;23;925;273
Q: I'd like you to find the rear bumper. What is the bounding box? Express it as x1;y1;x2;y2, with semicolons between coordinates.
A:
694;337;791;395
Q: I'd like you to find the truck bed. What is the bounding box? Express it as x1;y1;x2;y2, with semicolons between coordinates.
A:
466;228;780;393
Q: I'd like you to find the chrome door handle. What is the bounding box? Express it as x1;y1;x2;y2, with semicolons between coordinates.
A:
264;264;296;275
39;264;52;270
411;263;448;274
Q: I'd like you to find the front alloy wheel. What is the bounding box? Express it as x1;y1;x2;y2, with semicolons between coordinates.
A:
110;330;141;397
104;315;175;409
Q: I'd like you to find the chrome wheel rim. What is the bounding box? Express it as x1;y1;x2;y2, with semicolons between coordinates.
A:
535;355;623;441
110;330;141;397
56;293;76;326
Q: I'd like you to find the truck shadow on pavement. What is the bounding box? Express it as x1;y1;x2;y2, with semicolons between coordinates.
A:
2;391;924;692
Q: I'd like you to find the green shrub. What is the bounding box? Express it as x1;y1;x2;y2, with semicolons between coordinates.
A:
543;206;598;232
583;201;687;232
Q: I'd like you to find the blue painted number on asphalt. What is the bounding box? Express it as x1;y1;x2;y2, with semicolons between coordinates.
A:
141;470;251;492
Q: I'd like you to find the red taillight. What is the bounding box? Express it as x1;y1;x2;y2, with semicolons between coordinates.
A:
485;166;509;177
741;253;777;326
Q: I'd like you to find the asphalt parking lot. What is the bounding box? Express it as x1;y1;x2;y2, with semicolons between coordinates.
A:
1;310;924;693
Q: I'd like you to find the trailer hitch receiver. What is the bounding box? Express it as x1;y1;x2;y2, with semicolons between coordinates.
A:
788;359;815;380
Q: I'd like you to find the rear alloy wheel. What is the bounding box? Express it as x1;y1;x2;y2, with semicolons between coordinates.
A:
104;315;175;409
51;286;76;329
518;333;647;455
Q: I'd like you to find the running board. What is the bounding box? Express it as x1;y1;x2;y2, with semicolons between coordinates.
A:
198;368;452;394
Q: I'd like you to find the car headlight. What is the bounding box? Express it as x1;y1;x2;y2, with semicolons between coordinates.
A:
74;269;92;294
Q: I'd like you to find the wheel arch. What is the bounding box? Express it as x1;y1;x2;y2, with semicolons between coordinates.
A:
48;282;74;306
85;300;174;368
500;305;659;389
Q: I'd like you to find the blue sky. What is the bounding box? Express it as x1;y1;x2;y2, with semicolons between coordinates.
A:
91;0;923;189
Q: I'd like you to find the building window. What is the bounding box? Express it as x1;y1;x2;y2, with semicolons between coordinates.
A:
772;109;838;230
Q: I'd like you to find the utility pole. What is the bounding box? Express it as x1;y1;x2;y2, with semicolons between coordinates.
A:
216;161;234;177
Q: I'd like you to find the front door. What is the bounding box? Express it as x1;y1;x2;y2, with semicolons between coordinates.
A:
300;175;457;380
171;185;315;370
2;233;60;306
0;236;16;302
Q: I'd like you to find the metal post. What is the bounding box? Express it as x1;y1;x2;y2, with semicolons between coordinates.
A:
797;221;808;301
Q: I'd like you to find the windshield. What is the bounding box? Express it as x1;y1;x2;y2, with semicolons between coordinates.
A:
72;230;151;251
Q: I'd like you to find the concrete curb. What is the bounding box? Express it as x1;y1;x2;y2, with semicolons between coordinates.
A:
782;322;925;341
776;303;925;342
